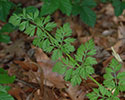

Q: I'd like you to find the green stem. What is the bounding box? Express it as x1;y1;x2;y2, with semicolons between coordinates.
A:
88;75;101;87
34;21;102;87
67;53;101;87
42;28;55;42
41;28;62;48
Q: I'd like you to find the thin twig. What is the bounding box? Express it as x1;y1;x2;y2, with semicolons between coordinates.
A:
15;78;39;89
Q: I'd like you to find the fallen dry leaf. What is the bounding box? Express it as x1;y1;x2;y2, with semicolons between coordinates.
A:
34;47;50;62
4;39;25;57
66;84;87;100
34;47;66;88
103;56;114;67
14;58;38;72
38;61;66;89
112;24;125;53
8;87;22;100
118;23;125;41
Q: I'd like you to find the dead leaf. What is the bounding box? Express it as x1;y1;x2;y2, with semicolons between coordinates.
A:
105;4;114;16
79;36;92;44
112;24;125;53
8;88;22;100
4;39;25;57
34;47;50;62
66;84;86;100
34;47;66;88
43;86;57;100
94;36;110;48
118;23;125;40
38;62;66;89
103;56;113;67
14;58;38;72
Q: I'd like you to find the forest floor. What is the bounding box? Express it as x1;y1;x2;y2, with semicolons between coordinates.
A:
0;0;125;100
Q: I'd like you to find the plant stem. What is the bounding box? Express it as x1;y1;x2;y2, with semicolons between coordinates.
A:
66;53;101;87
36;22;102;87
88;75;101;87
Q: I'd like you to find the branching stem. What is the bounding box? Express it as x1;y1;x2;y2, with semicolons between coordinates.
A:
27;19;102;87
38;26;102;87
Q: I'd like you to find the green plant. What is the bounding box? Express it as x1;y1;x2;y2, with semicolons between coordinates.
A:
0;68;15;100
0;0;22;22
0;0;20;43
40;0;125;27
0;0;14;22
0;0;13;43
87;58;125;100
8;6;125;100
40;0;72;16
101;0;125;16
0;0;125;43
0;23;17;43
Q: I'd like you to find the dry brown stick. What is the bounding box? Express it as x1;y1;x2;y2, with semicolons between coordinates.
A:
15;78;39;89
29;62;44;100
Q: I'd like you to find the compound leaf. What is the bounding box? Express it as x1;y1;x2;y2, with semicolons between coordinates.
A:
40;0;58;16
63;23;72;37
25;6;39;20
103;73;114;80
0;85;14;100
0;0;13;22
51;49;62;61
87;91;99;100
117;72;125;79
0;92;14;100
105;68;113;73
64;38;75;44
0;74;15;84
86;66;95;75
112;97;120;100
24;24;36;36
62;43;75;54
112;0;125;16
0;34;10;43
55;23;72;45
58;0;72;16
72;0;97;27
79;67;87;79
42;39;51;51
103;80;116;89
75;44;85;62
0;23;17;33
41;0;72;16
36;27;43;37
0;68;7;74
0;68;15;84
113;88;119;97
43;15;51;25
85;57;97;65
85;39;95;51
71;74;81;86
19;21;28;31
101;0;108;3
64;69;73;81
9;14;21;26
52;61;67;74
118;84;125;91
108;58;122;72
81;0;97;8
45;22;57;31
76;44;85;55
99;86;108;96
0;85;10;93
